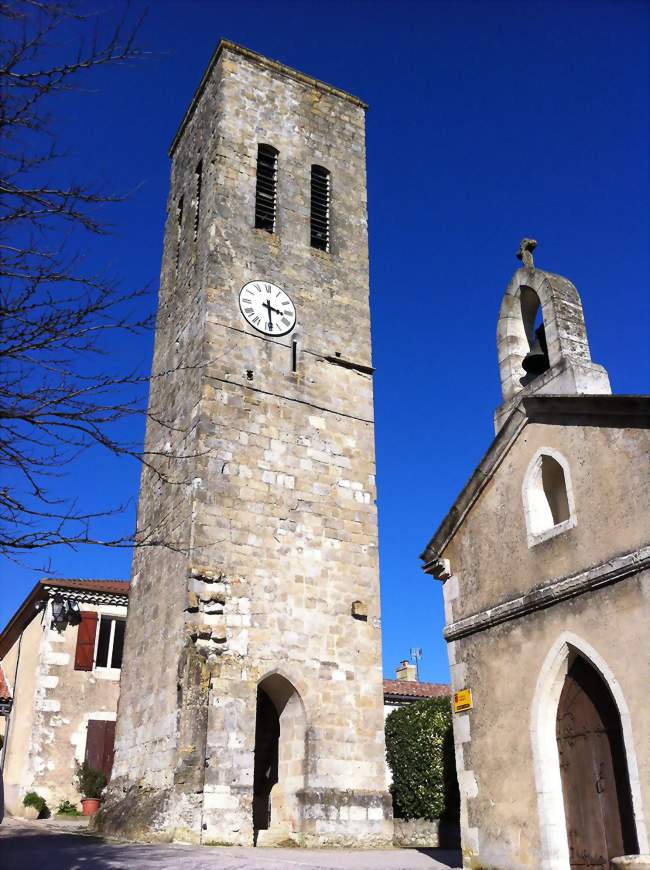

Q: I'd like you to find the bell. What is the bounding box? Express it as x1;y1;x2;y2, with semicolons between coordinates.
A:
522;324;550;376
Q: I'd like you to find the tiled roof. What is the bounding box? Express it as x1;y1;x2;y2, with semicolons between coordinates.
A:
0;578;130;658
383;679;450;699
43;578;130;595
0;663;11;701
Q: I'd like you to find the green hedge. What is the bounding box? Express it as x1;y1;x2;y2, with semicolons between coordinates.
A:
385;696;460;821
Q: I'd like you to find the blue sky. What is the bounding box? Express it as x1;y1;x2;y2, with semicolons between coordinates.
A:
2;0;648;683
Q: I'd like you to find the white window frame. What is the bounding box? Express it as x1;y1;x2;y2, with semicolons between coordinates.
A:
93;614;125;674
522;447;577;548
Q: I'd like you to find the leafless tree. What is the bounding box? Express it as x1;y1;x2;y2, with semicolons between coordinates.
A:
0;1;185;563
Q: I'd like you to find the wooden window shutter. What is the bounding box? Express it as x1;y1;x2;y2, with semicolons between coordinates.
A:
74;611;98;671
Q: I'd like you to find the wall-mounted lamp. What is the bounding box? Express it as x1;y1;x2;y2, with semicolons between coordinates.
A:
51;593;67;629
67;599;81;626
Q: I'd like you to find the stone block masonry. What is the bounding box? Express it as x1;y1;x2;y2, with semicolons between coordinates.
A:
96;41;392;846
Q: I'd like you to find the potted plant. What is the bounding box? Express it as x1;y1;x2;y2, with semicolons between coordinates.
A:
22;791;48;820
75;762;106;816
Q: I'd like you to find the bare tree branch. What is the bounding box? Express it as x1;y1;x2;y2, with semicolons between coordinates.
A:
0;1;199;566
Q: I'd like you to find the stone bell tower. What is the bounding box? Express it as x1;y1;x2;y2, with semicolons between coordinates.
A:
97;41;392;847
494;238;611;432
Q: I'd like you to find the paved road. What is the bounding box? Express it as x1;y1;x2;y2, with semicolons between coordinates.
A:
0;817;462;870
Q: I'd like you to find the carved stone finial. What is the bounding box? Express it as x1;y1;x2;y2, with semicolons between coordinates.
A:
516;238;537;269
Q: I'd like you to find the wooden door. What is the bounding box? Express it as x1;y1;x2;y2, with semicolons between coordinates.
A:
556;656;638;869
84;719;116;783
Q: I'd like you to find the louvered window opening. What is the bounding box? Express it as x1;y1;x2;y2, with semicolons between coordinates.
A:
311;165;330;251
255;144;278;233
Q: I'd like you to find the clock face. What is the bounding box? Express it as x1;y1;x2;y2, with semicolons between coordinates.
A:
239;281;296;336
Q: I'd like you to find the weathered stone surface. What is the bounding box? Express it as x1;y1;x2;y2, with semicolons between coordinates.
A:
392;818;461;848
99;40;391;846
421;260;650;868
494;266;611;432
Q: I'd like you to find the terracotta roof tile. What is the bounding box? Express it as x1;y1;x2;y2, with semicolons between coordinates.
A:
0;663;11;701
0;578;130;659
43;578;130;595
383;679;450;699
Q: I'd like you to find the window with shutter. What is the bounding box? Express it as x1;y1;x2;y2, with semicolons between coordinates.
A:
254;144;278;233
74;611;98;671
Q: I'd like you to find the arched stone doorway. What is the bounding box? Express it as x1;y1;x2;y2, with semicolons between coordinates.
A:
556;654;639;868
253;673;306;845
531;633;648;870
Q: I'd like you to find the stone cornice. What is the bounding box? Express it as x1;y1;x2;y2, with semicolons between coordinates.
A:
443;545;650;642
169;39;367;157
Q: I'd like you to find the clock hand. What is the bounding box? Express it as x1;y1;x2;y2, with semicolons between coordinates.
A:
263;299;283;328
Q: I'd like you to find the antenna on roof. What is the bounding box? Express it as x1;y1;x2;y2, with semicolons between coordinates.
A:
410;647;422;682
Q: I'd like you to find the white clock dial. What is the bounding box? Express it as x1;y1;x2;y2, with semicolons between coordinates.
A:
239;280;296;336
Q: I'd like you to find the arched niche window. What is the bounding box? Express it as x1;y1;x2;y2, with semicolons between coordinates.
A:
254;144;278;233
522;448;576;546
519;286;550;386
310;164;330;251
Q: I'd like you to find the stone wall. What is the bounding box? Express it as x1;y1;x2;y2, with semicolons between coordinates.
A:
101;41;392;846
393;817;460;848
437;419;650;868
446;421;650;622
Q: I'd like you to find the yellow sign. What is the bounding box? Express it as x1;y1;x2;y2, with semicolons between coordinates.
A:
453;688;473;713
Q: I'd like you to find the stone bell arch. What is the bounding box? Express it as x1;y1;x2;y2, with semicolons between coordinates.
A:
495;239;611;432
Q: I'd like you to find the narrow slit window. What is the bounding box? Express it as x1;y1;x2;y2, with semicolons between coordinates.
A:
254;144;278;233
193;160;202;242
311;165;330;251
175;195;184;276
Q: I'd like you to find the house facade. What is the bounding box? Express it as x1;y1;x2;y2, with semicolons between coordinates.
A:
383;660;450;787
383;659;450;721
421;250;650;869
0;579;128;815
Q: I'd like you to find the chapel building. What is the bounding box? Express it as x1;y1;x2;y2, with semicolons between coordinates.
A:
96;41;392;847
421;243;650;870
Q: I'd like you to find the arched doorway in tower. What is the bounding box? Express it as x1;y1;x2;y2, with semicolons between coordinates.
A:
253;673;306;844
556;654;639;868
